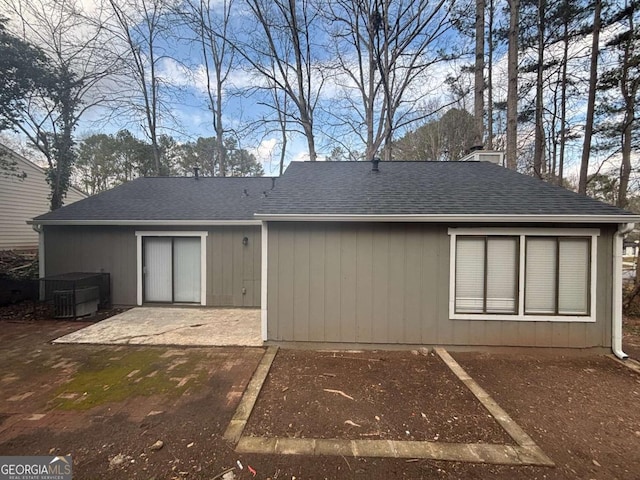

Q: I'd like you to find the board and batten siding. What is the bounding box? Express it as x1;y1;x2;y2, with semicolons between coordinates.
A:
0;151;85;250
266;222;615;348
44;225;261;307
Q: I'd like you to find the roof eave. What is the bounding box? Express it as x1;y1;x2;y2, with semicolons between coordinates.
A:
29;219;262;226
253;214;640;224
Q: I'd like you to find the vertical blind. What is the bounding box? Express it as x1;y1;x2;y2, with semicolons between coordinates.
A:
144;237;173;302
173;237;201;303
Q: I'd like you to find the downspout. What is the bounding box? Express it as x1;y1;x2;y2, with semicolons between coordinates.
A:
31;223;45;300
613;222;634;359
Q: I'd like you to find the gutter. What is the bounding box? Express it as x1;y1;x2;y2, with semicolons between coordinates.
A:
253;213;640;224
613;222;634;359
28;219;262;226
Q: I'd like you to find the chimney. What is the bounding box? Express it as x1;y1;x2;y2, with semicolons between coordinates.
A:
371;157;380;172
193;166;199;179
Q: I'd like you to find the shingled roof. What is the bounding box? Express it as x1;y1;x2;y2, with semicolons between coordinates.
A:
33;176;274;224
256;161;637;221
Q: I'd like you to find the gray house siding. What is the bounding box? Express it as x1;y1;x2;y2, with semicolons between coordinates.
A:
44;225;261;307
207;226;261;307
44;226;137;305
266;222;615;348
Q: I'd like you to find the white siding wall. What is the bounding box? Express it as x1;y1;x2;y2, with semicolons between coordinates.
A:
0;150;85;250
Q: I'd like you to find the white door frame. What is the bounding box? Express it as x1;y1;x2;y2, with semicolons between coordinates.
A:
135;231;208;306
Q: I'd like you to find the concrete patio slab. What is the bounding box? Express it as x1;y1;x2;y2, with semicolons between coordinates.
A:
52;307;262;346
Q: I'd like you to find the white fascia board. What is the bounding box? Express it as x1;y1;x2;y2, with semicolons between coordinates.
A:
254;214;640;223
30;219;261;226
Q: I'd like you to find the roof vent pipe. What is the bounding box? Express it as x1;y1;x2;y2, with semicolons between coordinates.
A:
371;157;380;172
271;177;276;189
193;166;199;179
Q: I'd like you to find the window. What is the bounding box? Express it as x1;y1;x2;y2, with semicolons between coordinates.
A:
449;229;598;322
455;236;518;314
525;237;590;316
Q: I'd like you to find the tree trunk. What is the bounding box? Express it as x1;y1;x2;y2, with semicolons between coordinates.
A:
487;0;494;149
558;15;569;186
579;0;601;195
616;6;635;209
533;0;545;179
474;0;485;149
506;0;519;170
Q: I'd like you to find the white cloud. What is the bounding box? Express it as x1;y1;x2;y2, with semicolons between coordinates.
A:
251;137;278;164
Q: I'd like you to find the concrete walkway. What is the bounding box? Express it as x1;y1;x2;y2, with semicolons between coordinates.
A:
53;307;262;347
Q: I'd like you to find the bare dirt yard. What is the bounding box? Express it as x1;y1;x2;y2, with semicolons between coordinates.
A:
0;304;639;479
623;315;640;361
244;350;511;444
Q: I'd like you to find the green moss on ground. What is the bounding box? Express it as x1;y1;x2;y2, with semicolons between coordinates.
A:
52;349;207;410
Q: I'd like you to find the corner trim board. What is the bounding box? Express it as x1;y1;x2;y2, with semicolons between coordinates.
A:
261;221;268;341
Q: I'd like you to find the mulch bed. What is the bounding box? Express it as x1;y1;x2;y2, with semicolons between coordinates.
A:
244;349;512;444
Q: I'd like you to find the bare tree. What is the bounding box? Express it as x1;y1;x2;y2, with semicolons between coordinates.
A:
176;0;235;176
579;0;602;194
486;0;495;149
474;0;485;148
600;0;639;209
533;0;546;179
234;0;322;162
104;0;173;175
324;0;455;161
1;0;117;209
506;0;519;170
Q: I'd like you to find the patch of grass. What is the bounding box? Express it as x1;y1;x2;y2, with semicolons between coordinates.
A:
52;349;208;411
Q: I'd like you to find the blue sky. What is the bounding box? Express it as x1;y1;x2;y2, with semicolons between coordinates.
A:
1;0;631;182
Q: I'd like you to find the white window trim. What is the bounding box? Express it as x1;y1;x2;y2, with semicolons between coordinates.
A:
448;228;600;322
135;231;208;306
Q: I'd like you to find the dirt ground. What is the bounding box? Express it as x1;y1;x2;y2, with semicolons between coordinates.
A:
244;350;511;444
623;315;640;360
0;305;639;479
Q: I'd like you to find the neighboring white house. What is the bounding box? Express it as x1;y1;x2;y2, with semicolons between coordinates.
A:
624;239;639;257
0;145;86;251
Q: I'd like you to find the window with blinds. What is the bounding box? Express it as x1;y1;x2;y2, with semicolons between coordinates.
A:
525;237;590;316
453;232;592;319
455;236;518;314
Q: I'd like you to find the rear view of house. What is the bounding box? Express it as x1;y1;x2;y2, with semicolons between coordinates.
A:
31;158;640;356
